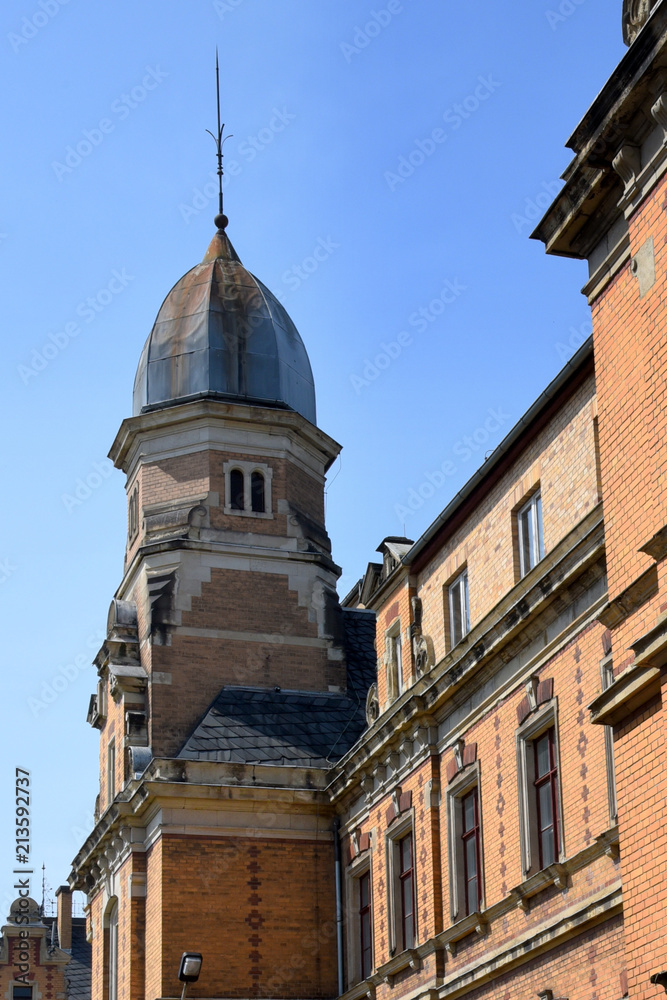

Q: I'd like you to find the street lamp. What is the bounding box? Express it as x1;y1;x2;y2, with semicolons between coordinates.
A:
178;952;203;1000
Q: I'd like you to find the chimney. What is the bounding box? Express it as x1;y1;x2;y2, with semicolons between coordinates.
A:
55;885;72;950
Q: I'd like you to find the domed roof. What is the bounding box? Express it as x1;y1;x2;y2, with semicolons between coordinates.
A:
133;225;316;424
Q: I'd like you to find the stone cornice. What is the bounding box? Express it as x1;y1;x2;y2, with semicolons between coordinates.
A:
533;5;667;269
328;507;605;806
69;756;332;892
109;397;342;474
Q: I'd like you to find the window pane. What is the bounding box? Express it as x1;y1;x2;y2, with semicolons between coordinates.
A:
519;507;532;574
400;835;412;873
401;875;414;949
462;573;470;635
538;782;553;830
463;792;475;832
535;493;544;558
395;633;403;691
535;733;550;777
360;872;369;909
541;825;555;867
450;580;462;645
251;472;265;512
465;836;477;881
230;469;244;510
466;873;479;916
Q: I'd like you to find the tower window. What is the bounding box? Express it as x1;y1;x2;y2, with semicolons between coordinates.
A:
224;461;273;518
230;469;245;511
251;471;265;513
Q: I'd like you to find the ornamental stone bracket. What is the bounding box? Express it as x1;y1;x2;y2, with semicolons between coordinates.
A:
437;911;488;958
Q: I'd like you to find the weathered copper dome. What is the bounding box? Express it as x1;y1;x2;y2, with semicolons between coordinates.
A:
133;226;317;424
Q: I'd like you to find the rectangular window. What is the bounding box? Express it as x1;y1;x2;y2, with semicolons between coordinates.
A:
107;739;116;804
13;989;32;1000
448;570;470;647
517;491;544;577
462;787;481;915
398;834;414;951
534;728;559;868
359;871;372;979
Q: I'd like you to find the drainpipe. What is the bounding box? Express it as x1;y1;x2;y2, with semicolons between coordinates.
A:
333;817;345;996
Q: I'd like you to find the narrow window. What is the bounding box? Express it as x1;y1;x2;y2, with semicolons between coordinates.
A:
462;787;481;915
251;471;265;513
518;491;544;577
230;469;245;511
398;834;414;951
394;631;403;693
448;570;470;647
534;728;559;868
359;871;372;979
108;901;118;1000
107;739;116;804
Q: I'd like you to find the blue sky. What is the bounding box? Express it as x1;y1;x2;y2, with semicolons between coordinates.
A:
0;0;620;913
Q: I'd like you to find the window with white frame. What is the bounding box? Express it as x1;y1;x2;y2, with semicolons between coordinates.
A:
223;461;273;518
447;764;484;921
386;814;417;954
448;570;470;648
516;704;564;877
517;490;544;577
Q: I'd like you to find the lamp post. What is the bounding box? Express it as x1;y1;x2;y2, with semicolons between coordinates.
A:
178;952;203;1000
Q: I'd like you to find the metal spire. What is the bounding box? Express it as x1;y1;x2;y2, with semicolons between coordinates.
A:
206;48;233;230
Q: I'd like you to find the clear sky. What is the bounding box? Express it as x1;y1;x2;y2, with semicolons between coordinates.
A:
0;0;621;914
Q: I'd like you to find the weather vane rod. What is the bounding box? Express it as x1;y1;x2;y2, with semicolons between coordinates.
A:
206;48;233;229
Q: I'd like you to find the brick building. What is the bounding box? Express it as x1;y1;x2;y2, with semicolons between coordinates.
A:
66;3;667;1000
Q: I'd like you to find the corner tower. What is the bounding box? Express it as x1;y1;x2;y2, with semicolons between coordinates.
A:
71;216;375;1000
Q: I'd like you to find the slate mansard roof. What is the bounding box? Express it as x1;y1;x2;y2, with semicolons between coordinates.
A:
178;608;376;768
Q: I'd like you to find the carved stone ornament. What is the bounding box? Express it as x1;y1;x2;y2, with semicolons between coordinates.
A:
365;683;380;725
623;0;660;45
410;596;435;676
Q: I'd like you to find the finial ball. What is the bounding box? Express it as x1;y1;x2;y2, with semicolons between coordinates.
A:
214;213;229;231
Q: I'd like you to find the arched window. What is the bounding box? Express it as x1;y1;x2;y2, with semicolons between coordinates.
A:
251;471;265;513
230;469;245;510
106;900;118;1000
